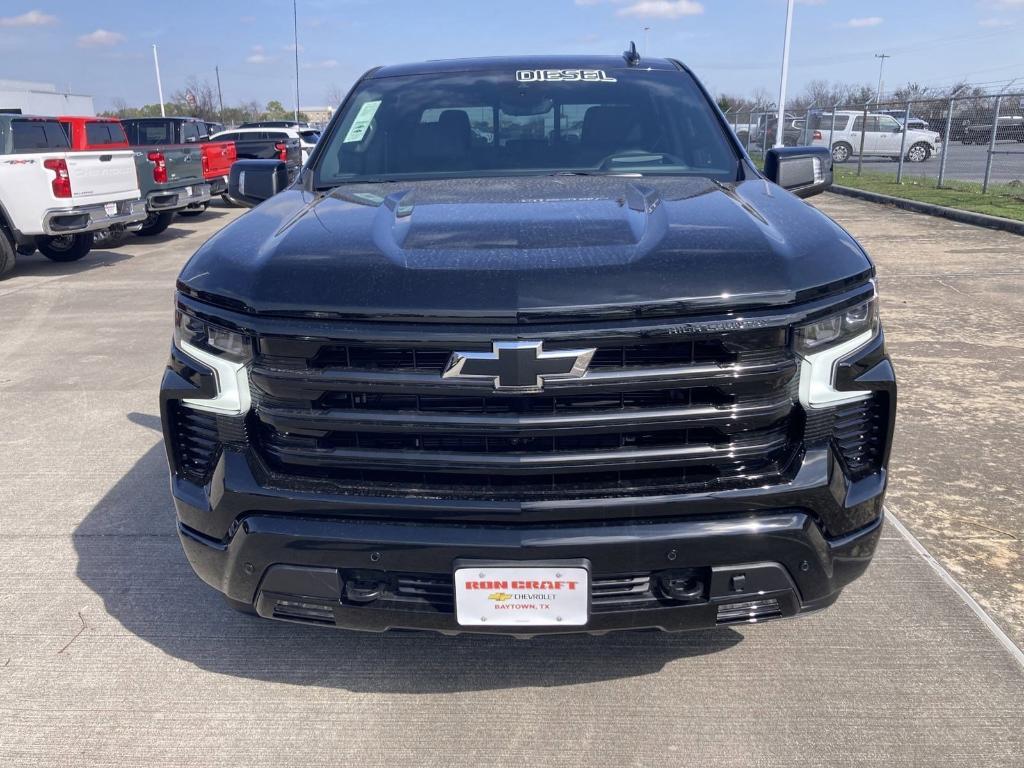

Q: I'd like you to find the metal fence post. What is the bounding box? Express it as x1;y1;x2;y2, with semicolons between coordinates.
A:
896;101;911;183
762;104;774;158
856;97;874;177
982;94;1003;193
937;89;964;188
829;101;839;157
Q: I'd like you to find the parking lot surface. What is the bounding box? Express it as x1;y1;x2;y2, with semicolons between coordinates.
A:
1;199;1022;767
841;141;1024;184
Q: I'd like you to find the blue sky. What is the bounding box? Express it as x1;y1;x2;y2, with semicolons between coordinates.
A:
1;0;1022;111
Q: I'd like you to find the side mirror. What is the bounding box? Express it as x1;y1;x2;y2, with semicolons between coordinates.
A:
228;159;289;207
764;146;832;199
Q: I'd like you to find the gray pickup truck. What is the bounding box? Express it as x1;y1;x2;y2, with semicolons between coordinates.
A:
121;119;212;236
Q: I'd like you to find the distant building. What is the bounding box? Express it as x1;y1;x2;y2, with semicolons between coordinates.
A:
0;79;95;117
301;105;333;125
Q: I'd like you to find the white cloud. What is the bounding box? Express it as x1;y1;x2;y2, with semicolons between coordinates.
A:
0;10;58;27
843;16;883;28
978;17;1014;26
77;29;124;47
617;0;704;19
245;44;276;64
302;59;338;70
284;43;305;52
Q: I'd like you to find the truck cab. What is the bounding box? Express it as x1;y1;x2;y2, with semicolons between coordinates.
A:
162;52;895;635
0;115;146;276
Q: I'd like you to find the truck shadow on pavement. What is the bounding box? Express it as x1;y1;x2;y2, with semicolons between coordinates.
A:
73;413;742;693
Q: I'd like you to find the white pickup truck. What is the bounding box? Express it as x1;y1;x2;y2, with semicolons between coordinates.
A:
0;115;146;277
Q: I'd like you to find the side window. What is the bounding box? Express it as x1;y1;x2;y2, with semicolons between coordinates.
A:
852;117;863;132
878;116;901;133
109;122;128;144
59;121;73;143
86;122;112;145
216;133;238;143
182;122;200;142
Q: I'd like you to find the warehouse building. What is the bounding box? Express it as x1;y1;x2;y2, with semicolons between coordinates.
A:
0;79;94;117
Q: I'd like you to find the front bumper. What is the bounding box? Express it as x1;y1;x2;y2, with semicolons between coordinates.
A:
42;197;147;235
178;508;882;635
147;183;212;212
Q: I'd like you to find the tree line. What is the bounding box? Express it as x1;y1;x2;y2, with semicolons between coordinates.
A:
717;78;1022;117
102;76;309;124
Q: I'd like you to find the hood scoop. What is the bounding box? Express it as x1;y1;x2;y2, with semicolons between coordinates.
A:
367;180;664;254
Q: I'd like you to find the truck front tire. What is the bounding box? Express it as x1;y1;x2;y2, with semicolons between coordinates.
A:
35;232;94;262
135;210;175;237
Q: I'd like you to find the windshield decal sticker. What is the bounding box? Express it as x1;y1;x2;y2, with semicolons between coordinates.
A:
516;69;617;83
343;99;382;143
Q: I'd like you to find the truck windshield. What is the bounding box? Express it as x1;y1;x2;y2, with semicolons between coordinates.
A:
316;68;739;186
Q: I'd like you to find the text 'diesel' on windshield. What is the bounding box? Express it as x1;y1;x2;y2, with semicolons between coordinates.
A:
516;69;617;83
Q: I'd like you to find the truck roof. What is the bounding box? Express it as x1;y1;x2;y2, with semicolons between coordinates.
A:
368;55;681;79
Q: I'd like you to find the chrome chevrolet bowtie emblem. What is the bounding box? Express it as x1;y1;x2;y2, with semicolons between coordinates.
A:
443;341;596;392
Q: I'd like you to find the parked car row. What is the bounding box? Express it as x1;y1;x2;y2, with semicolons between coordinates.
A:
0;113;308;276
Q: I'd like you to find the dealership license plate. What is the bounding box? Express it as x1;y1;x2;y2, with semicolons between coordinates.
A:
183;186;192;197
454;566;589;627
104;202;117;216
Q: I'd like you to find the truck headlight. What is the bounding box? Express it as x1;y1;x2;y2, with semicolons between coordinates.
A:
794;297;877;355
174;307;252;415
794;295;879;409
174;309;252;362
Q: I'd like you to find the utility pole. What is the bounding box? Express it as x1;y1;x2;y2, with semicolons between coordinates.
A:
152;44;166;117
215;65;224;121
643;26;650;54
293;0;300;123
874;53;890;102
774;0;795;148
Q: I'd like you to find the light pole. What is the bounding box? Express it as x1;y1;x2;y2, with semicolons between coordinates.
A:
875;53;890;102
774;0;795;148
643;26;650;54
293;0;300;123
152;44;166;117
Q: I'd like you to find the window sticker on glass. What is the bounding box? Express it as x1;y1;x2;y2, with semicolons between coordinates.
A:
516;69;617;83
343;100;381;143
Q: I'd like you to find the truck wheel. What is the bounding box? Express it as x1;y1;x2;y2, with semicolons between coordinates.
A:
35;232;94;262
222;594;259;616
221;194;243;208
831;142;852;163
0;231;15;277
906;143;930;163
135;210;175;237
178;202;209;218
16;244;36;256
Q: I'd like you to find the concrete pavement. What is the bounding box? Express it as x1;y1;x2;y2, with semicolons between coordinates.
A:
0;199;1021;767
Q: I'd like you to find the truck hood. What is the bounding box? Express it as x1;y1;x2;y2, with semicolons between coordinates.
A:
179;176;872;321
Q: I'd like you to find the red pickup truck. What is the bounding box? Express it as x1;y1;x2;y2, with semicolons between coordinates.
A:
60;116;236;219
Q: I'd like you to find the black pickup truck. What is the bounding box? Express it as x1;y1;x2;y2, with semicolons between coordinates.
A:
161;51;896;635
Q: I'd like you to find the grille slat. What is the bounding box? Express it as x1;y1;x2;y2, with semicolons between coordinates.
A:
248;327;799;500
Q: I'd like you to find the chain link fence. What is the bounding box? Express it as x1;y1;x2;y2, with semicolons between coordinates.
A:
725;91;1024;194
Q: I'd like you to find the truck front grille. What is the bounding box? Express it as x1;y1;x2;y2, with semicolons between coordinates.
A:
245;326;803;501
